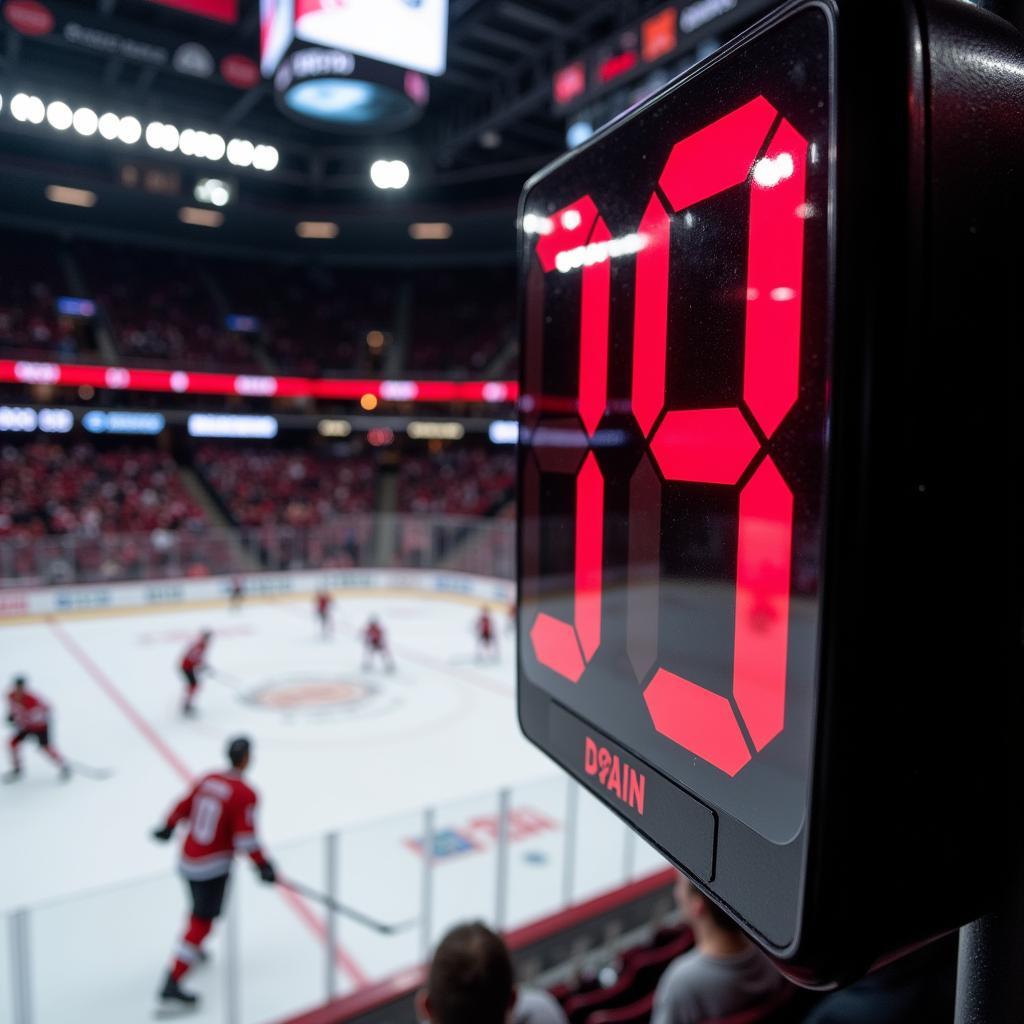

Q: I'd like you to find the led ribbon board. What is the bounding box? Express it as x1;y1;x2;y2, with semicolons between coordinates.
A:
517;0;1022;985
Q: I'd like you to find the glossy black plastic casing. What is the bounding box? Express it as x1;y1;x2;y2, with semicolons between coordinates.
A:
516;0;1022;986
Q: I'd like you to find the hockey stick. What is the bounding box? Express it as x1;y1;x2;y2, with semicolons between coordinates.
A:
277;878;417;935
64;758;115;780
204;667;249;698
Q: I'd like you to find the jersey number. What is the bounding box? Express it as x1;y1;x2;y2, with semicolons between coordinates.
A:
193;795;224;844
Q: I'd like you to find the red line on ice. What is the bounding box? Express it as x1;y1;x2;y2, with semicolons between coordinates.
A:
48;617;194;784
47;616;371;988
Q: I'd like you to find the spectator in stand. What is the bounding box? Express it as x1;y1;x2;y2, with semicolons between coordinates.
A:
0;442;205;541
193;445;376;529
398;447;515;517
651;874;784;1024
76;240;261;371
408;267;516;375
0;231;93;359
418;922;567;1024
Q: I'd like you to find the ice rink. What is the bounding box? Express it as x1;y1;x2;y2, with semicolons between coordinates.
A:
0;581;666;1024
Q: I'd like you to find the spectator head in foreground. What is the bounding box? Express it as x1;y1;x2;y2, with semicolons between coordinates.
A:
651;874;784;1024
675;872;747;951
418;922;566;1024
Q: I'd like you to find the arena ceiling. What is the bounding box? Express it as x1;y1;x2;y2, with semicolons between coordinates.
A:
0;0;777;261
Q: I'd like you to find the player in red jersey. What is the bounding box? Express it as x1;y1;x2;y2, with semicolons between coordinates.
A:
316;589;333;638
180;630;212;717
362;616;395;672
476;606;498;662
4;676;70;783
152;736;276;1011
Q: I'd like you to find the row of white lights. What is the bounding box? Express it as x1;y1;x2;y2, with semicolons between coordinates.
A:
5;92;278;172
3;94;417;191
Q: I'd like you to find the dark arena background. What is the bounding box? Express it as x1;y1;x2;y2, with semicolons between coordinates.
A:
0;1;1021;1023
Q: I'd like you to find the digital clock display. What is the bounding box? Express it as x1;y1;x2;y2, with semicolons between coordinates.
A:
518;7;832;844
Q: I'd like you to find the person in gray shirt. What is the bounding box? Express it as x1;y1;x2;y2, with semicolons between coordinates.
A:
652;874;784;1024
417;921;568;1024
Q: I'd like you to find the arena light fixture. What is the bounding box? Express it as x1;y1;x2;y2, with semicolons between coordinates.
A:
117;116;142;145
204;133;226;161
45;185;97;208
227;138;255;167
98;112;120;140
177;129;197;156
409;222;452;240
296;221;339;239
178;206;224;228
189;132;207;157
72;107;98;137
488;420;519;444
317;419;352;438
45;100;73;131
407;421;465;440
146;121;180;153
11;93;43;124
8;87;280;172
194;178;233;208
370;159;409;190
252;144;279;171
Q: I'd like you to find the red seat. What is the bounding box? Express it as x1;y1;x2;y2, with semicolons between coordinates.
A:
623;930;694;984
549;982;574;1006
565;931;694;1024
565;968;642;1024
586;990;655;1024
701;984;801;1024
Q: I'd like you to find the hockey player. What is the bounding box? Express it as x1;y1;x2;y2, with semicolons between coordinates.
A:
180;630;212;717
4;676;70;782
228;576;244;611
315;589;333;638
476;606;498;662
152;736;277;1011
363;616;395;672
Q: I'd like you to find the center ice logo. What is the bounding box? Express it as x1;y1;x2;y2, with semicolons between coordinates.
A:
583;737;646;816
248;676;379;716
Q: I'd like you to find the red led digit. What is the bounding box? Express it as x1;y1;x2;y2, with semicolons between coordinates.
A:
634;97;809;776
529;199;610;683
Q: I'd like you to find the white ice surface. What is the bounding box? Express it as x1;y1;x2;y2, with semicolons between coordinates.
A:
0;590;667;1024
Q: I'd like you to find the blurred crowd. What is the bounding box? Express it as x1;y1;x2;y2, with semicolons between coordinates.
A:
399;447;516;516
194;444;377;529
1;229;516;376
0;441;205;540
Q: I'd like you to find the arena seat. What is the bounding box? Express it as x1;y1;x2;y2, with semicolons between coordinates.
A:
563;930;694;1024
700;983;803;1024
585;990;655;1024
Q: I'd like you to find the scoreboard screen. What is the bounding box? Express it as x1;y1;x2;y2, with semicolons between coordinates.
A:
521;3;829;849
518;0;1022;985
